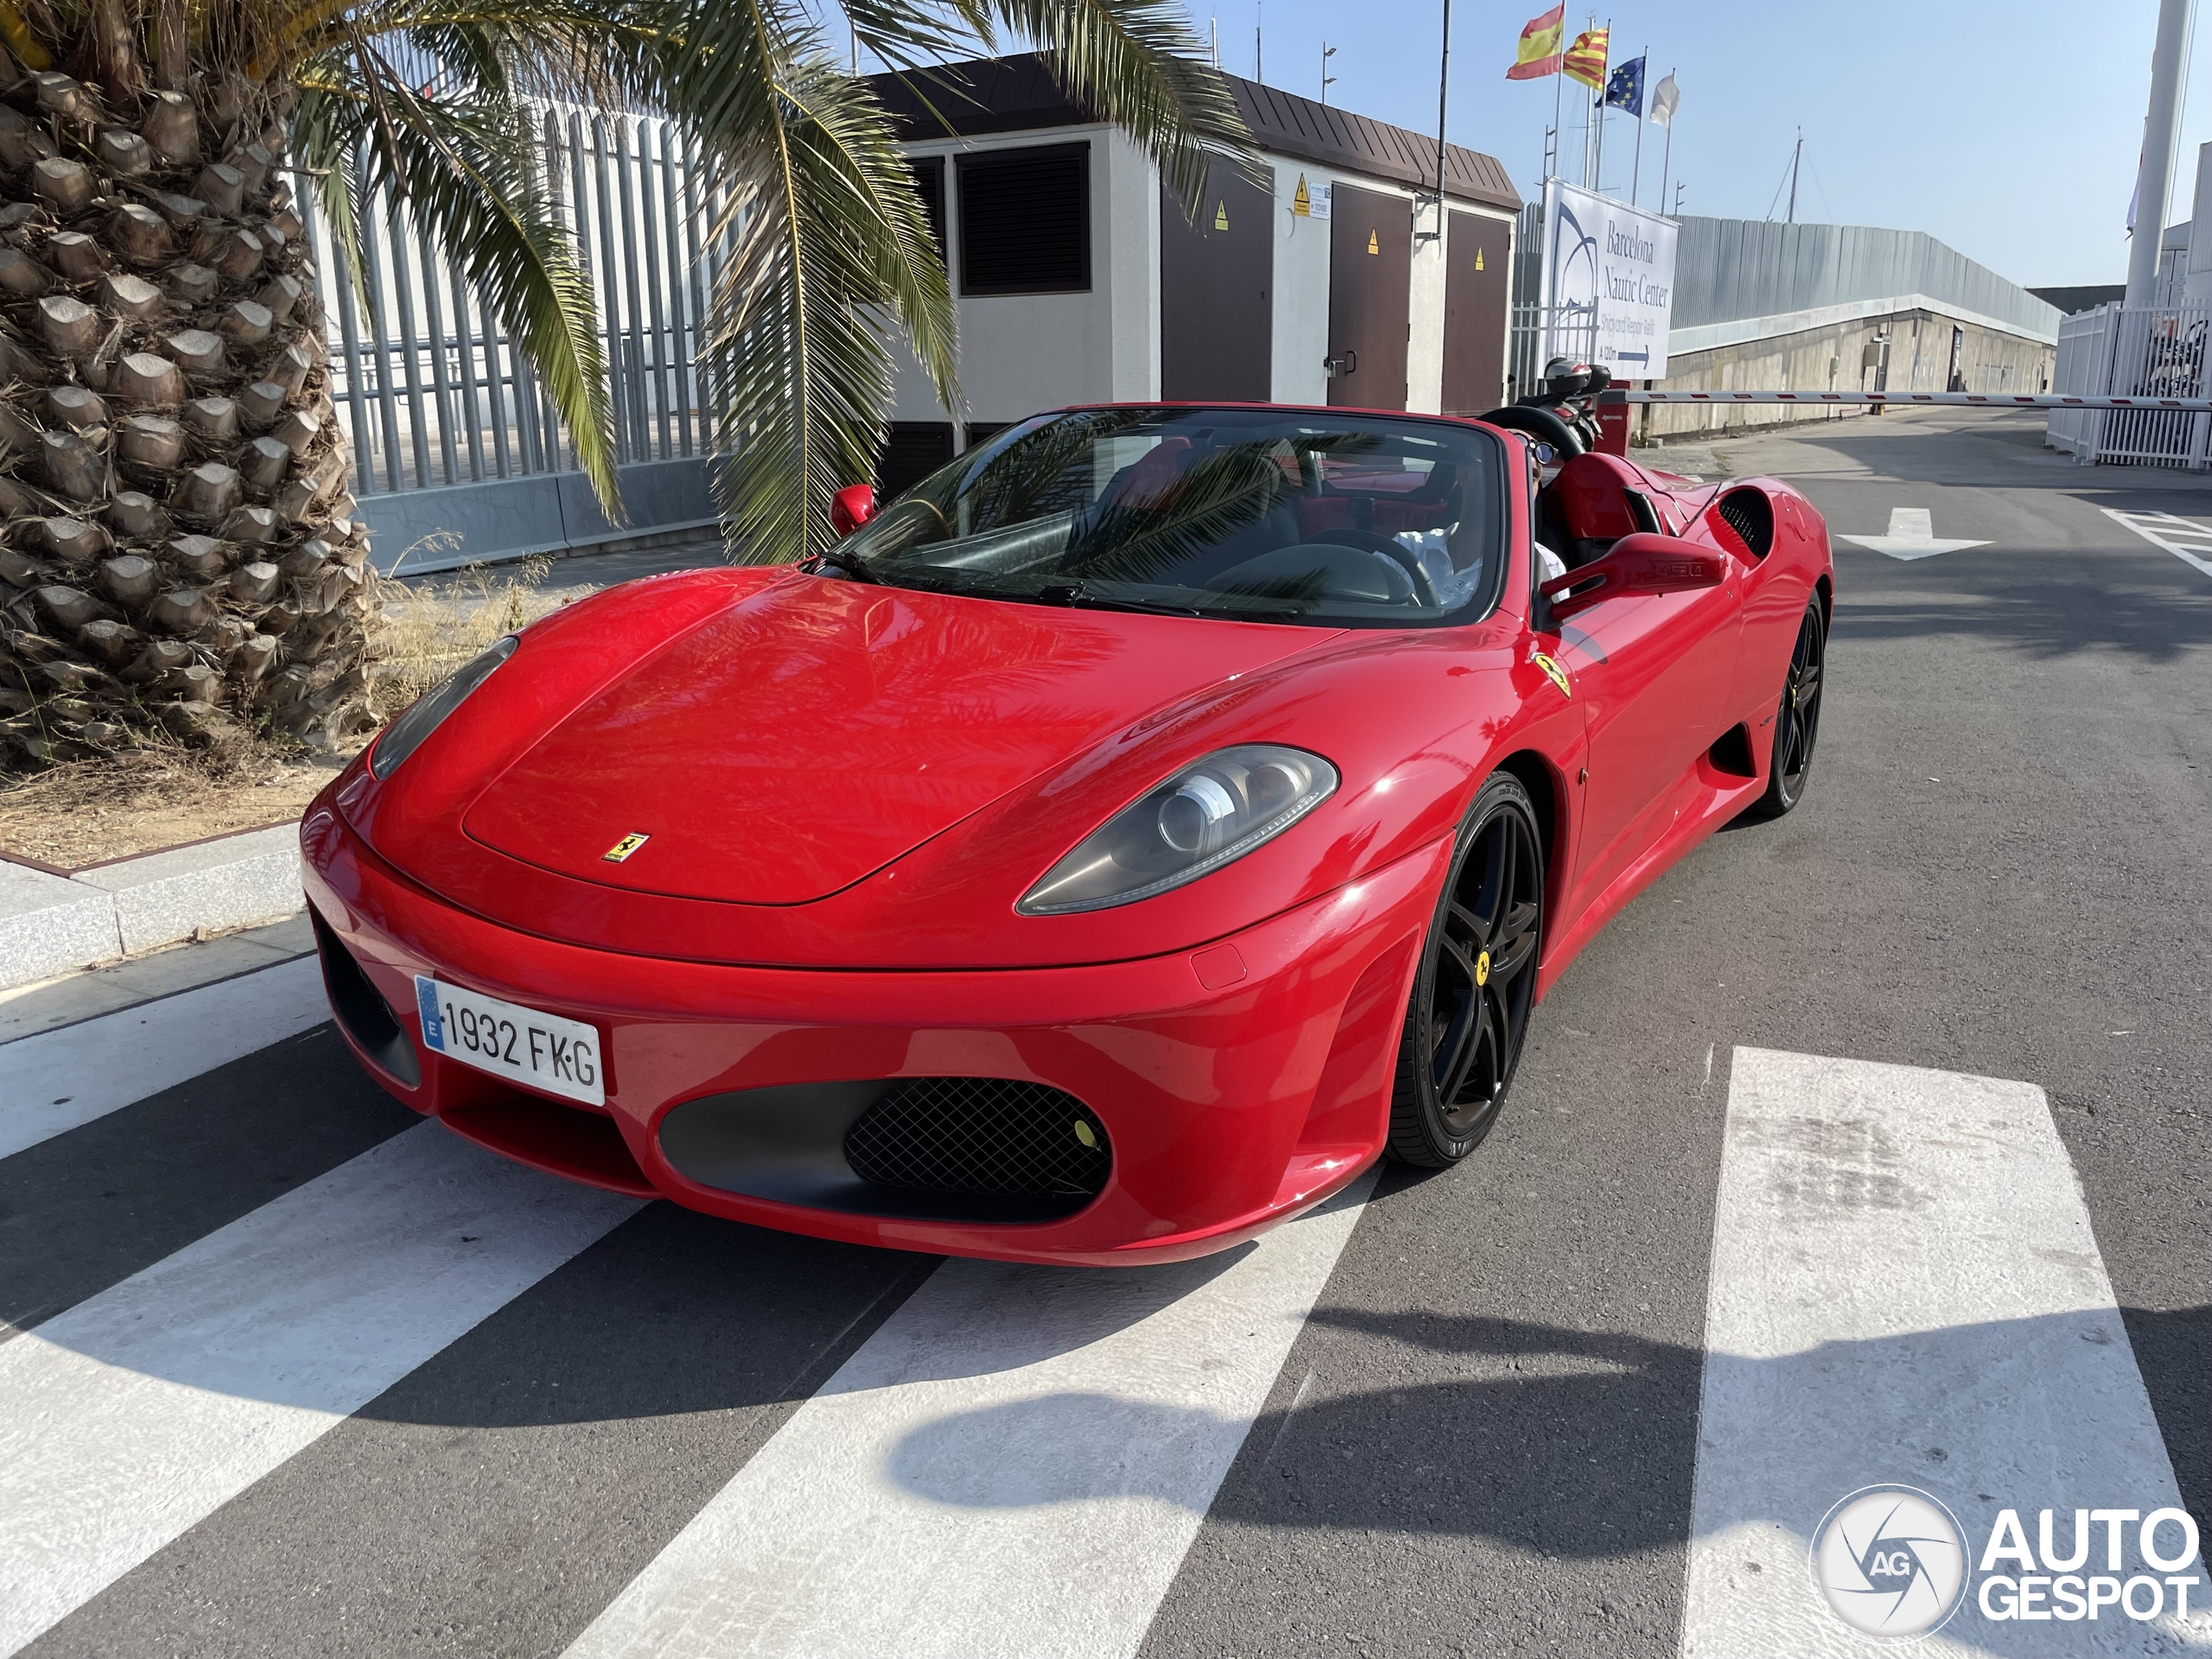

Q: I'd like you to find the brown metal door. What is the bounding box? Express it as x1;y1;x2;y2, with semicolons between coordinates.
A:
1160;164;1274;402
1326;184;1411;410
1441;211;1509;415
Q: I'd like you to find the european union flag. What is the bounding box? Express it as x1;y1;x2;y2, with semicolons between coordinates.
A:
1605;55;1644;116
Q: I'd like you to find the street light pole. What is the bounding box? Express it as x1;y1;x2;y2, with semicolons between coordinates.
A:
2126;0;2197;310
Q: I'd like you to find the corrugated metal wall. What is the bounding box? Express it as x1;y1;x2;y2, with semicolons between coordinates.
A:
1669;218;2060;338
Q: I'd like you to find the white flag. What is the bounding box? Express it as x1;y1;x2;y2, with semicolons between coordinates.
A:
1649;71;1680;128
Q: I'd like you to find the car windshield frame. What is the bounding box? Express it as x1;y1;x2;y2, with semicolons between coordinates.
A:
834;405;1515;630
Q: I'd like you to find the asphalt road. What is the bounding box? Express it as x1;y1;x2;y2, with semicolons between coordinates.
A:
3;410;2207;1658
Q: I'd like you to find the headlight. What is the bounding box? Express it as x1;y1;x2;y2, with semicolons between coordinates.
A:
369;634;519;779
1017;744;1338;915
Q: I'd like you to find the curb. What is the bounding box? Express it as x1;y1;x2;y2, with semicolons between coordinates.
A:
0;822;303;992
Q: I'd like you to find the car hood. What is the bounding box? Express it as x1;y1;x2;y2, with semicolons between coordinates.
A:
461;576;1330;905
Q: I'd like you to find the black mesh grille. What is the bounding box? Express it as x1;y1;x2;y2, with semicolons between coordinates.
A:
843;1078;1110;1199
1716;488;1774;558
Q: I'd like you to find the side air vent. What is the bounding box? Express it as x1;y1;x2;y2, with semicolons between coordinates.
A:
309;907;421;1088
1714;487;1775;559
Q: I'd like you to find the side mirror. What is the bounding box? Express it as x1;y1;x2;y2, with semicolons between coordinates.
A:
830;483;876;538
1540;532;1726;622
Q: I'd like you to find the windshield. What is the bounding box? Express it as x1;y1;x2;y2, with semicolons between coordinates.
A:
838;406;1510;626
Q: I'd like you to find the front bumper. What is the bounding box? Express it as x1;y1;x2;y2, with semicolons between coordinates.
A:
302;802;1446;1265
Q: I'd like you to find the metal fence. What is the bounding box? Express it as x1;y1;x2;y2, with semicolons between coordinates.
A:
1504;200;1599;400
309;106;736;505
2047;303;2212;467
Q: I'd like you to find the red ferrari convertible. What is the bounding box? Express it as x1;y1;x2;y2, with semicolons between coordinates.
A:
303;404;1831;1265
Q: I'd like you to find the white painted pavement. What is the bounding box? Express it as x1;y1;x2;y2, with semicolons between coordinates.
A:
2102;508;2212;580
1682;1048;2209;1656
0;1122;639;1657
563;1173;1378;1659
0;955;329;1160
1839;508;1992;561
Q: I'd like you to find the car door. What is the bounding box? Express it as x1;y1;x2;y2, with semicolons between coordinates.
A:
1548;554;1743;922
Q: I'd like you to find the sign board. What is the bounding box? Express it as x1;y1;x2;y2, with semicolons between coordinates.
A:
1292;174;1331;220
1539;180;1677;379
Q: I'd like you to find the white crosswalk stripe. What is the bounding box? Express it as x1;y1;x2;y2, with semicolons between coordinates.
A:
1;1025;2201;1658
0;1122;639;1657
563;1173;1376;1659
0;957;328;1160
1683;1048;2209;1656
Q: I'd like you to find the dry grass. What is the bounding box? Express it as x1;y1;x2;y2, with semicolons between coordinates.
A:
365;546;592;717
0;543;595;868
0;745;350;868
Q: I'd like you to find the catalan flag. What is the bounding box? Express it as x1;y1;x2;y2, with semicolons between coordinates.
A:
1563;26;1609;90
1505;3;1565;80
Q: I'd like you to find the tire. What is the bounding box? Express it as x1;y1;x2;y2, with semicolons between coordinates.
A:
1384;772;1547;1167
1751;598;1827;819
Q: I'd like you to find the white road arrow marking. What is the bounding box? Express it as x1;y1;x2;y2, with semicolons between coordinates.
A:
2101;506;2212;577
1839;506;1992;560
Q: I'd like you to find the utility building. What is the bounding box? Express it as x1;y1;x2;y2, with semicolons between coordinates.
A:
869;55;1522;494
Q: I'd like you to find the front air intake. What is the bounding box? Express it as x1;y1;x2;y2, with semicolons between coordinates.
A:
844;1078;1112;1201
310;907;421;1088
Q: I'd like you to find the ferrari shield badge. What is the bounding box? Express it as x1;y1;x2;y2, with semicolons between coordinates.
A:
602;832;652;863
1531;651;1573;699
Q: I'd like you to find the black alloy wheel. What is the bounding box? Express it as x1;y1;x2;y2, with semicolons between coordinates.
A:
1752;598;1827;818
1385;772;1547;1167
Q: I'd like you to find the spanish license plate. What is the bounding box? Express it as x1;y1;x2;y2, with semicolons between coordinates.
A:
413;976;606;1106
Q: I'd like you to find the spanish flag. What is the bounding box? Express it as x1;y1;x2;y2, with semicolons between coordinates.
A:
1563;27;1609;89
1505;3;1564;80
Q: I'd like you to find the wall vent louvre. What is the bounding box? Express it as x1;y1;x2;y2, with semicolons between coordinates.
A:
958;143;1090;296
911;155;946;264
876;422;956;499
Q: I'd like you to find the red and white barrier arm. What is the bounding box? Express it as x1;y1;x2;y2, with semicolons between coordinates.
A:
1594;390;2212;410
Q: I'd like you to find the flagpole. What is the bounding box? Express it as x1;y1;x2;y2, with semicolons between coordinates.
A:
1550;59;1562;181
1630;44;1646;207
1659;67;1675;216
1598;19;1611;189
1581;14;1594;186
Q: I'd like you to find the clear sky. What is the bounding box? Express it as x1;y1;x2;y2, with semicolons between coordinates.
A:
1180;1;2203;289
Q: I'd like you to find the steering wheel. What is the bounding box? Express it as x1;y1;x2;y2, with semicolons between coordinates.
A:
1478;404;1586;460
1312;527;1442;607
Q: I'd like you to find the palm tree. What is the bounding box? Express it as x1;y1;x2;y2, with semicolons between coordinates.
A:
0;0;1248;771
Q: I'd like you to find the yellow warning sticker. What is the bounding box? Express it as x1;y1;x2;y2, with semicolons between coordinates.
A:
1367;228;1380;254
1531;652;1572;699
1475;247;1485;270
1292;175;1312;216
602;831;652;863
1214;200;1230;232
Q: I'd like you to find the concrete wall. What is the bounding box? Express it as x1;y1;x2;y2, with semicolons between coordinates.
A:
889;125;1159;429
1638;308;2056;440
1255;156;1510;416
356;454;719;575
893;131;1514;434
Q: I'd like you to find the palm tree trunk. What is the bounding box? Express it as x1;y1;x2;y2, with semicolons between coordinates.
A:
0;69;373;771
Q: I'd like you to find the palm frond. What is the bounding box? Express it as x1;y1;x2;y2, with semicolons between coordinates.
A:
292;44;620;511
648;2;955;563
982;0;1252;213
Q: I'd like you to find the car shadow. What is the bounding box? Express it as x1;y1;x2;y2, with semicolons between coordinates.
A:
881;1304;2210;1584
